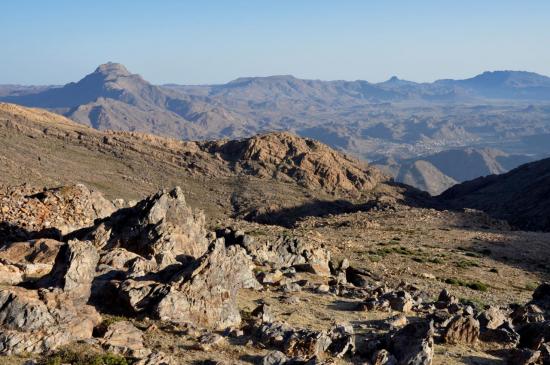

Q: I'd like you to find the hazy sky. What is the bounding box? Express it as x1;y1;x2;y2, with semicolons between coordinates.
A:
1;0;549;85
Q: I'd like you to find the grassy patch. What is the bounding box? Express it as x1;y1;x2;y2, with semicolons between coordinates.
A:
42;349;128;365
455;259;480;269
444;278;489;291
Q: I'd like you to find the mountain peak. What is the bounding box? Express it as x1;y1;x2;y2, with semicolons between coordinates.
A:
94;62;131;77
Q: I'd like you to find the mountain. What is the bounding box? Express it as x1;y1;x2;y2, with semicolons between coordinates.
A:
376;148;536;195
4;65;550;164
439;157;550;231
1;63;246;139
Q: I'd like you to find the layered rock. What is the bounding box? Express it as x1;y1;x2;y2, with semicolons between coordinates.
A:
116;238;260;329
80;187;209;269
0;238;101;354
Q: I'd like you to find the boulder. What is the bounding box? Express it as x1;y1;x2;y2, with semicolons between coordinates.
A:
388;321;434;365
227;232;331;277
262;350;288;365
435;289;458;309
101;320;151;358
255;321;332;359
326;322;355;358
0;287;101;354
477;306;507;330
154;240;259;329
80;187;209;269
0;239;64;285
517;321;550;350
38;239;99;301
115;239;259;329
480;321;520;348
443;315;480;345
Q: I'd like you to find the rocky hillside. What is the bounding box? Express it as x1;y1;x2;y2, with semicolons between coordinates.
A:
0;103;405;226
440;157;550;231
376;148;535;195
0;182;548;364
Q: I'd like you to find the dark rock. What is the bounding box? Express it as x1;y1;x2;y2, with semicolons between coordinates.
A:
517;321;550;350
388;321;434;365
507;348;541;365
480;320;520;348
326;323;354;358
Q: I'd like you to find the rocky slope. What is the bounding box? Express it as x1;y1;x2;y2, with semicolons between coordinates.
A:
0;183;548;364
439;157;550;232
0;103;410;227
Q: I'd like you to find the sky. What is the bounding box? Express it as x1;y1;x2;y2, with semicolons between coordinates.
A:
1;0;549;85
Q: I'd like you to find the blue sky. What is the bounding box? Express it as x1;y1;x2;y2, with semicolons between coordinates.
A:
1;0;549;85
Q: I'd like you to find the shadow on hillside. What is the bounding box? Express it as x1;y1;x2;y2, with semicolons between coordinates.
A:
0;221;62;246
454;228;550;283
243;182;437;228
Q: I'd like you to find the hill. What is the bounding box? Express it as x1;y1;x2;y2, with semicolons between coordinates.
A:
0;102;409;226
439;157;550;231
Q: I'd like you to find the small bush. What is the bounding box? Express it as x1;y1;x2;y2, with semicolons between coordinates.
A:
466;281;488;292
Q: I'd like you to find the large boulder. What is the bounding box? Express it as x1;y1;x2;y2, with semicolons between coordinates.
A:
117;239;260;329
388;321;434;365
80;187;209;269
219;229;331;277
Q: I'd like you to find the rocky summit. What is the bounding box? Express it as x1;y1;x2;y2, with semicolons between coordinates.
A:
0;104;549;364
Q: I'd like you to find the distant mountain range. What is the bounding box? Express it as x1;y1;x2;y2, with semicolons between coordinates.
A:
2;62;550;195
375;147;537;195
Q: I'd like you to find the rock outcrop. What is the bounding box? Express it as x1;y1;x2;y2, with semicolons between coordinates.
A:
0;184;115;244
80;187;209;269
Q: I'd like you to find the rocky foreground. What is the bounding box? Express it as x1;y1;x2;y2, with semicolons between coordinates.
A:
0;184;548;364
